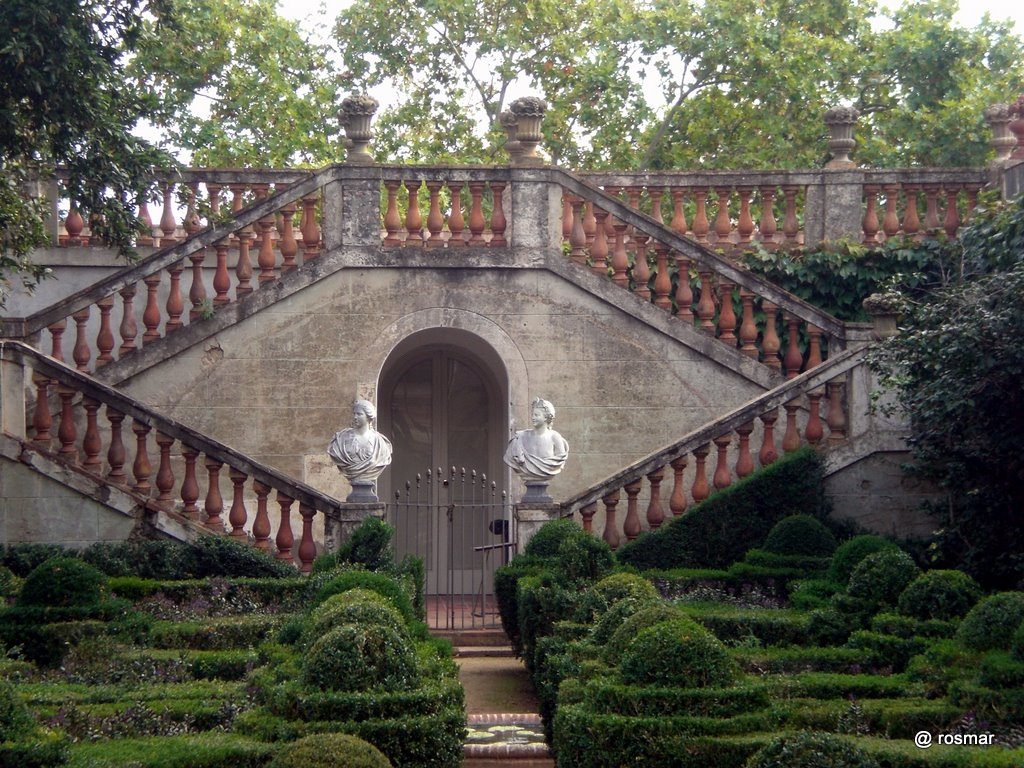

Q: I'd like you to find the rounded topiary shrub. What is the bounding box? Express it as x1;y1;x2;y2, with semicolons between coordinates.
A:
828;535;898;585
301;623;418;692
314;571;414;624
763;515;837;557
309;595;409;641
270;733;393;768
745;731;879;768
590;597;656;645
592;572;660;607
557;533;614;584
620;618;734;688
955;592;1024;652
17;556;107;608
846;549;920;609
603;603;685;664
897;570;982;621
524;518;584;558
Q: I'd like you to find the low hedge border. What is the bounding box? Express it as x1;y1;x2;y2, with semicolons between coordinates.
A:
260;678;464;722
62;733;274;768
769;672;926;700
109;577;309;609
148;616;284;651
558;677;771;718
730;645;868;674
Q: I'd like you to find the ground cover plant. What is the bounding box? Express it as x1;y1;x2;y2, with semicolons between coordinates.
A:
0;523;458;768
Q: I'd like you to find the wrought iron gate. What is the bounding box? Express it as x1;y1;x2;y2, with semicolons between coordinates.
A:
389;468;511;629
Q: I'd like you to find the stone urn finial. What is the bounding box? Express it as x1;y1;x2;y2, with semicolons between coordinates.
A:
499;110;523;164
863;292;901;340
824;106;860;169
340;94;379;164
509;96;548;165
983;103;1015;164
1008;94;1024;160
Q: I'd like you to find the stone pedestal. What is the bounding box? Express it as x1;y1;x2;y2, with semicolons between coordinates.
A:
514;503;563;554
323;501;385;553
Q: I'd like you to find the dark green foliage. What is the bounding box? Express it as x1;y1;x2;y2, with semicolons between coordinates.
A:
688;608;811;647
616;448;829;571
312;518;396;574
1013;621;1024;662
807;608;862;647
603;603;684;663
955;591;1024;651
0;681;32;742
827;535;898;585
301;624;418;693
187;536;298;579
0;544;66;577
896;570;982;621
269;733;392;768
869;613;955;640
789;579;842;610
557;533;614;584
396;556;425;620
524;518;584;558
742;550;831;573
763;515;837;557
845;631;926;672
780;672;924;700
0;736;69;768
516;574;582;670
591;572;659;606
264;679;464;723
52;733;273;768
79;538;295;579
308;597;409;642
978;651;1024;690
560;678;769;718
949;679;1024;722
589;597;655;645
17;557;106;608
314;572;414;624
846;550;920;610
620;619;734;688
493;556;552;655
730;646;867;675
188;650;259;681
745;731;879;768
149;616;282;651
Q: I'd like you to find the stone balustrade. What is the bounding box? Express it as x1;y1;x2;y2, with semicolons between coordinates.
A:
0;340;340;571
859;171;986;244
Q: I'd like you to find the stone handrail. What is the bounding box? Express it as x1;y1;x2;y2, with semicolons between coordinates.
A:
1;339;341;570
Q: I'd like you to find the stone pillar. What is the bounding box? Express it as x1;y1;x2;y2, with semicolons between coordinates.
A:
514;503;563;555
0;354;27;438
804;107;865;246
323;501;386;553
509;168;563;253
863;293;901;340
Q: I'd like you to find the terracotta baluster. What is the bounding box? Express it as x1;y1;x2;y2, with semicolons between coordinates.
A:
670;188;688;236
590;209;609;275
278;201;299;273
300;193;320;260
712;434;732;490
137;194;154;247
882;184;901;238
738;290;758;359
95;296;115;366
165;261;185;332
923;185;941;237
807;325;823;369
383;181;402;246
490;182;507;247
212;239;230;305
696;271;716;335
645;467;666;530
943;188;960;239
692;188;709;243
580;502;597;534
622;479;643;541
132;420;152;493
691;444;710;504
81;397;102;471
141;274;161;343
31;373;51;447
761;301;781;370
468;183;486;245
826;381;847;444
611;221;629;288
759;409;779;466
805;392;824;446
758;187;777;247
736;188;754;247
448;184;466;246
184;182;201;236
669;456;688;516
159;183;177;246
735;422;755;478
235;226;254;297
204;456;224;530
275;491;295;562
631;228;651;301
781;186;799;246
581;201;596;247
48;320;66;363
782;401;801;452
561;194;573;242
713;188;732;245
206;181;222;226
653;244;672;311
72;308;91;372
601;489;621;550
648;188;664;226
298;503;317;573
252;481;272;550
903;185;921;241
717;280;737;343
65;206;85;245
180;446;200;518
155;433;175;503
118;285;137;356
254;185;277;283
228;468;248;539
56;386;77;461
569;197;587;265
783;313;802;379
862;185;879;244
674;254;693;322
425;182;444;248
106;409;127;484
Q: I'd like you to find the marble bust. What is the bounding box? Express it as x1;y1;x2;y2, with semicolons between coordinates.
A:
328;400;393;502
504;398;569;503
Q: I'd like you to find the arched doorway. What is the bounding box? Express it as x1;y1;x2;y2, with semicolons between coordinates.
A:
378;331;510;628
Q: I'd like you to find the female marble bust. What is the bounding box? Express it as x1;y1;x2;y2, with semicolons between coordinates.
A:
504;398;569;502
328;400;393;501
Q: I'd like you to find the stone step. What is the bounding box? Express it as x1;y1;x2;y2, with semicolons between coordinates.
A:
432;628;510;647
463;714;551;766
456;646;515;658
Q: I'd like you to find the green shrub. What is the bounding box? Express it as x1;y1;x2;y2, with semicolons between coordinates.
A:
0;681;32;743
686;607;810;647
742;550;830;573
789;579;841;610
82;538;296;579
0;566;16;600
17;557;106;608
603;603;684;664
620;619;734;688
845;549;920;609
301;624;418;692
845;631;926;672
956;592;1024;651
269;732;392;768
55;733;272;767
0;544;66;577
869;613;955;640
525;518;584;558
781;672;923;699
558;533;614;584
828;535;898;585
1013;620;1024;662
616;448;829;571
312;518;395;575
591;572;659;606
763;515;837;557
560;678;769;718
807;608;861;646
896;569;982;621
150;616;283;650
517;574;582;670
590;597;656;645
494;556;553;655
308;598;409;641
265;678;463;723
314;572;414;624
745;731;878;768
978;651;1024;690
